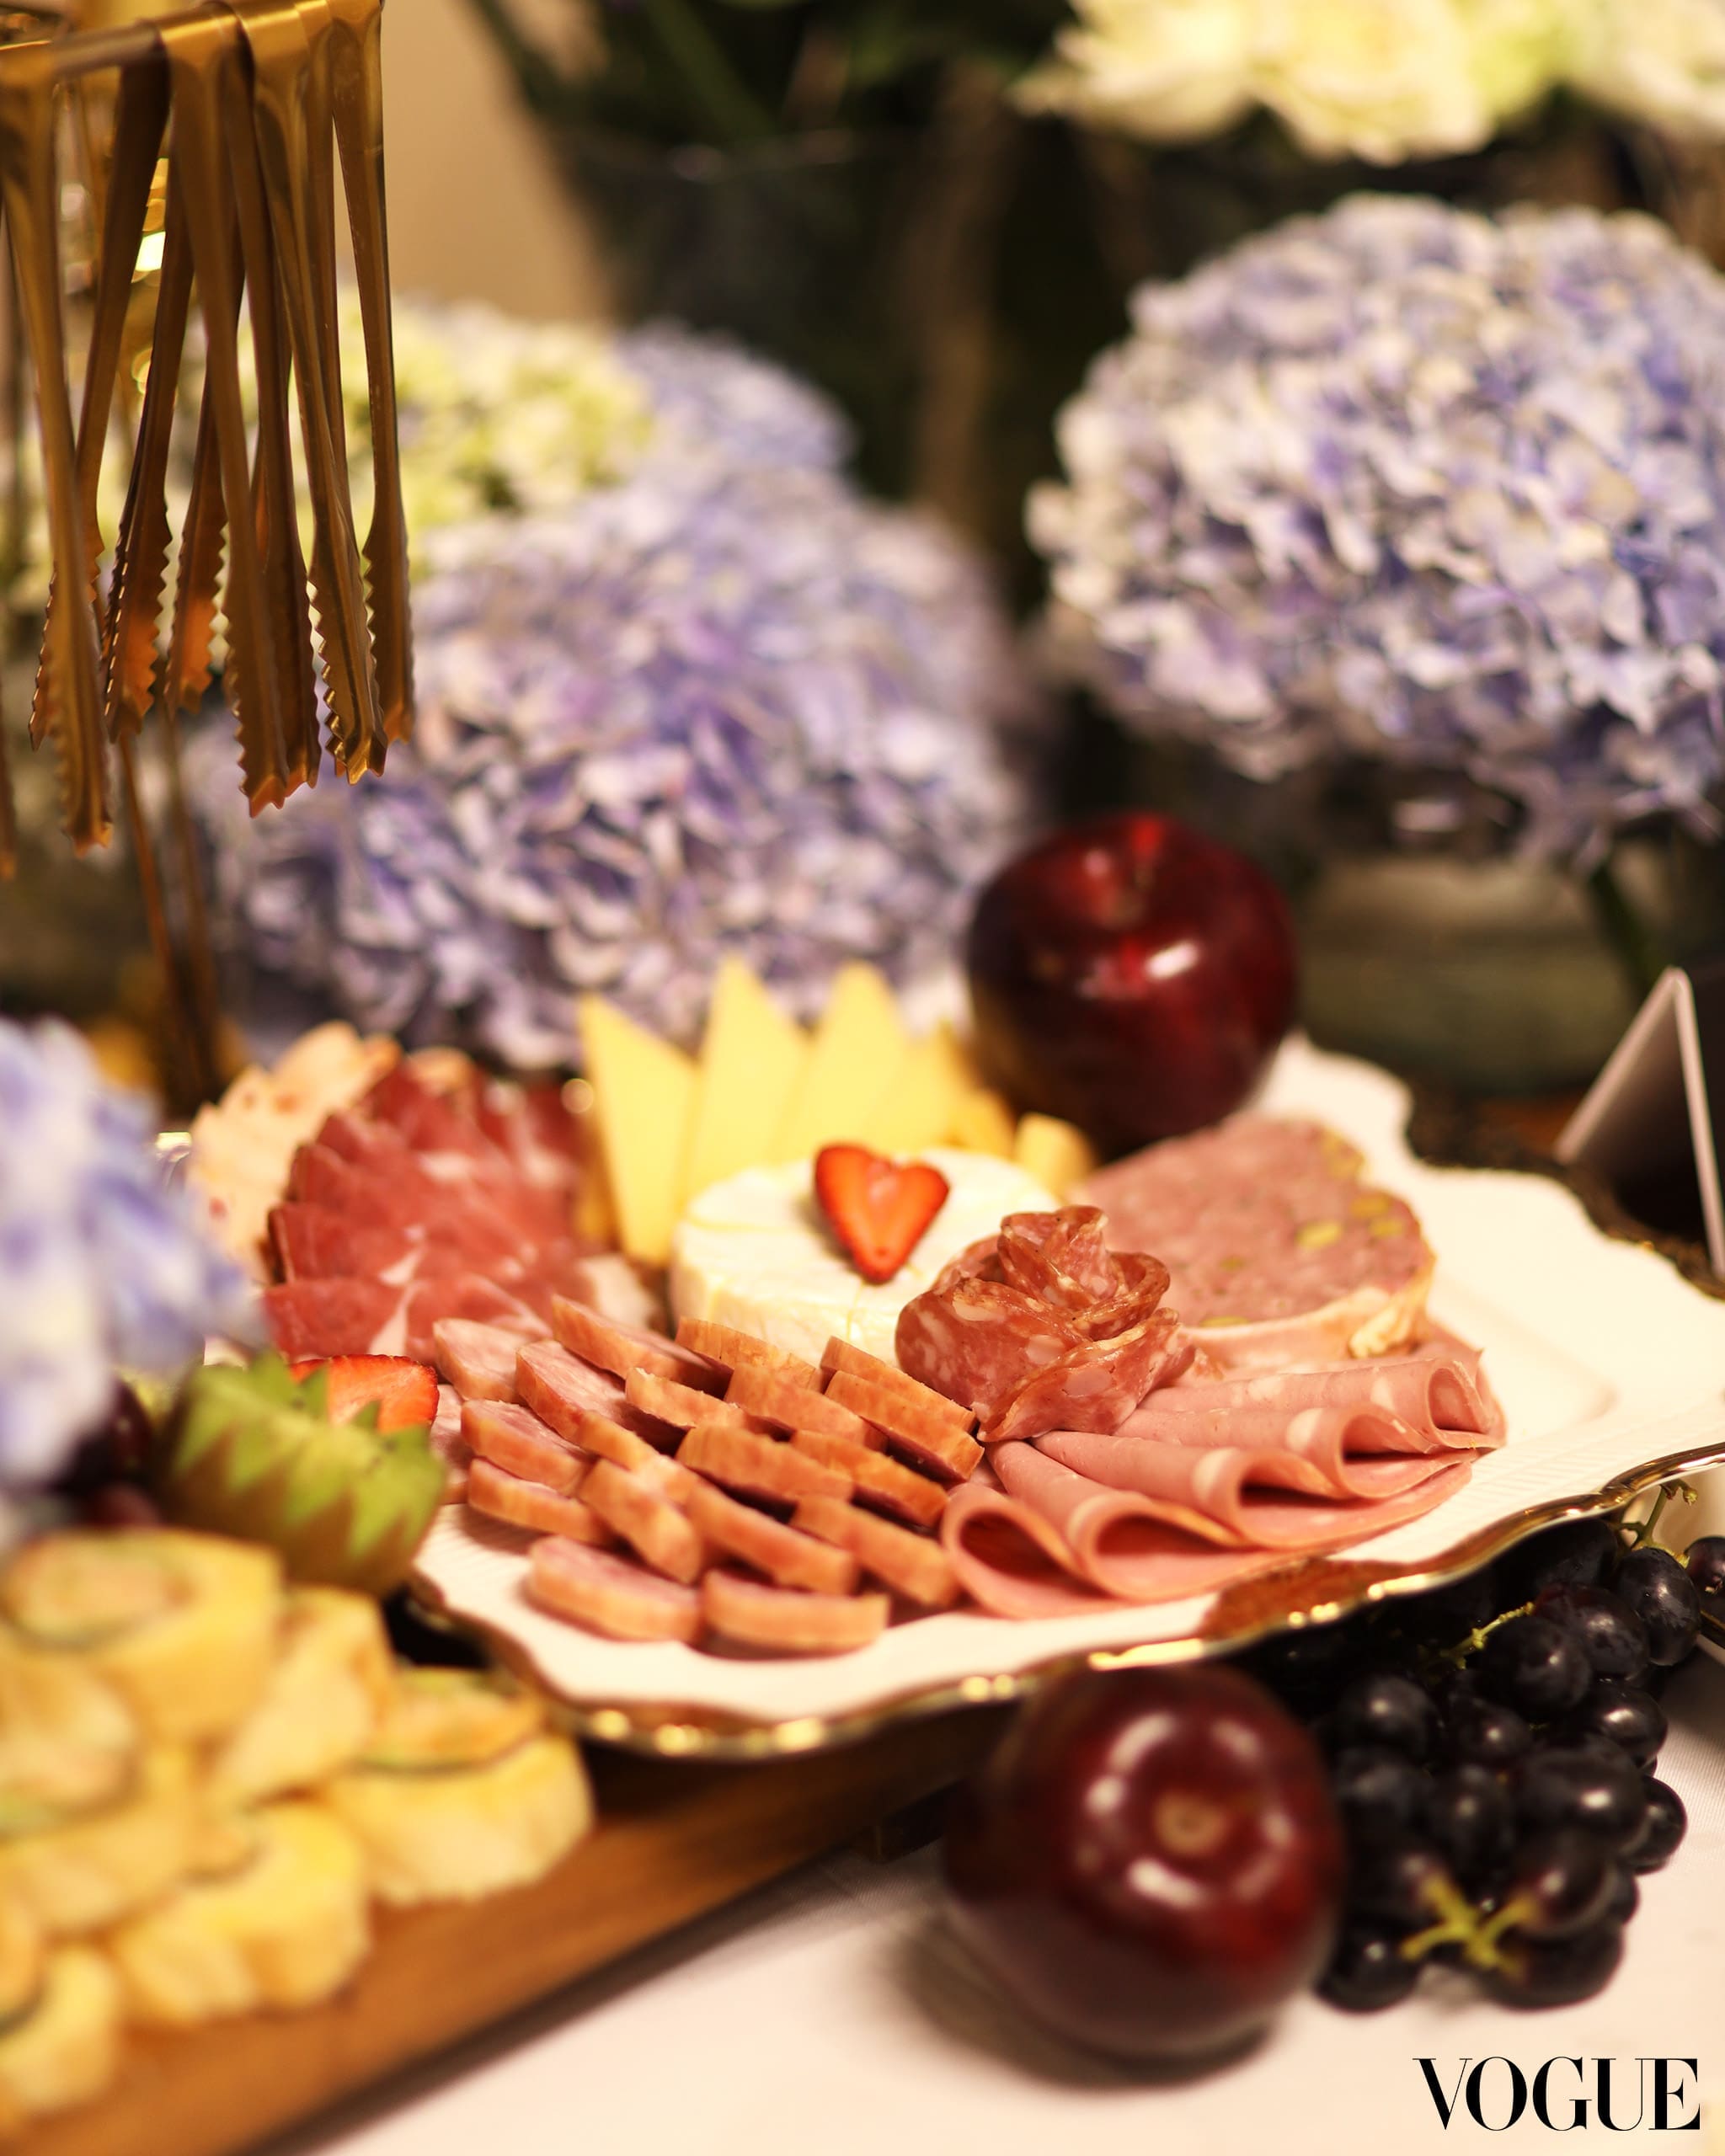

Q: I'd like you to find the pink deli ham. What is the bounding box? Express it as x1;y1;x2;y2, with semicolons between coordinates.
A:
1132;1350;1506;1455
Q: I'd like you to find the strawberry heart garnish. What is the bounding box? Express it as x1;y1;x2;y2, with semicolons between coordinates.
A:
813;1145;951;1285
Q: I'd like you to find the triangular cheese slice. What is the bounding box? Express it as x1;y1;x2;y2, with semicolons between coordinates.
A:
773;963;909;1162
949;1086;1017;1158
579;996;697;1265
867;1022;975;1155
684;959;809;1205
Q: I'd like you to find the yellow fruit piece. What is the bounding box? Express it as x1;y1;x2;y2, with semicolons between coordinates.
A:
579;995;698;1266
866;1022;975;1155
0;1898;44;2026
356;1667;545;1773
949;1087;1017;1157
207;1588;393;1808
774;963;909;1163
0;1638;139;1833
1012;1113;1099;1199
1;1531;283;1747
0;1947;122;2130
328;1734;591;1907
684;958;809;1205
107;1802;371;2027
0;1747;200;1936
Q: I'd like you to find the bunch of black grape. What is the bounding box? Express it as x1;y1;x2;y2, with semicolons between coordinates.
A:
1237;1514;1725;2013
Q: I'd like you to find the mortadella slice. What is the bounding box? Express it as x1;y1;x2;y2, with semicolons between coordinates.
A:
938;1480;1119;1620
1130;1354;1504;1453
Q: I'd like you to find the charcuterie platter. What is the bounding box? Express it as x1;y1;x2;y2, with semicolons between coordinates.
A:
411;1036;1725;1753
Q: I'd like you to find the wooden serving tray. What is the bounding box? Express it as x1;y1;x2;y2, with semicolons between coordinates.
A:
29;1706;1004;2156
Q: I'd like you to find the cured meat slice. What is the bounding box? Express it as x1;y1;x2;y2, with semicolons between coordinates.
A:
430;1383;468;1463
683;1482;859;1596
821;1373;982;1486
270;1205;426;1284
582;1461;708;1584
467;1460;610;1544
995;1208;1134;1311
792;1497;959;1609
515;1342;680;1450
701;1569;889;1654
895;1276;1088;1423
527;1538;702;1644
676;1319;823;1391
625;1367;773;1437
724;1367;876;1448
263;1277;400;1359
433;1318;526;1403
570;1412;701;1502
991;1445;1287;1606
462;1399;590;1492
1035;1428;1477;1551
788;1431;946;1529
1079;1116;1435;1369
552;1298;726;1395
817;1340;974;1433
367;1061;502;1164
403;1277;543;1365
985;1310;1192;1445
938;1481;1114;1620
1127;1357;1504;1454
679;1422;852;1505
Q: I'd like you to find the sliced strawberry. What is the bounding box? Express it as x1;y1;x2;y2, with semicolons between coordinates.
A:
813;1145;951;1286
287;1354;438;1432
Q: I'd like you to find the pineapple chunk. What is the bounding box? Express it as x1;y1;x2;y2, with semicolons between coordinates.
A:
0;1747;200;1936
207;1588;393;1807
949;1086;1017;1157
1013;1113;1100;1199
0;1947;121;2130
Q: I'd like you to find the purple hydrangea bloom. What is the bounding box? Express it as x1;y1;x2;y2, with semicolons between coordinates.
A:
194;335;1042;1066
1030;195;1725;860
0;1022;257;1487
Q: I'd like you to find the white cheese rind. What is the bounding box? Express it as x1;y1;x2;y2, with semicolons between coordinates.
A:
668;1149;1059;1366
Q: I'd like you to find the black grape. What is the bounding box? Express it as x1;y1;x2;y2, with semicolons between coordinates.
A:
1444;1694;1533;1771
1326;1673;1441;1764
1626;1778;1687;1874
1477;1614;1591;1719
1496;1828;1616;1940
1481;1920;1625;2008
1332;1748;1431;1845
1561;1680;1666;1769
1684;1534;1725;1608
1513;1745;1648;1854
1348;1838;1458;1930
1535;1586;1650;1684
1320;1924;1420;2012
1423;1764;1514;1892
1497;1519;1617;1604
1612;1548;1701;1668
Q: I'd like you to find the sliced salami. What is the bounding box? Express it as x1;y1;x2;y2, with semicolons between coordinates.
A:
551;1297;726;1394
582;1460;709;1584
679;1422;852;1506
683;1482;859;1596
792;1497;959;1609
461;1400;590;1493
787;1431;946;1529
676;1319;823;1391
467;1460;610;1545
817;1339;974;1432
434;1318;528;1402
895;1275;1088;1423
821;1372;983;1486
701;1569;889;1654
985;1310;1193;1444
724;1367;876;1448
527;1538;702;1644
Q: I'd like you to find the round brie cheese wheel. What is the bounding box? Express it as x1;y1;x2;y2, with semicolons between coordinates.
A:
669;1148;1060;1368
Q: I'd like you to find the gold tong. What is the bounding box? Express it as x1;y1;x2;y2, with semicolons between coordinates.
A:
0;0;411;867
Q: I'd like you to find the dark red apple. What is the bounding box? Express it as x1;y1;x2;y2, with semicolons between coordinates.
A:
943;1665;1344;2063
967;813;1298;1154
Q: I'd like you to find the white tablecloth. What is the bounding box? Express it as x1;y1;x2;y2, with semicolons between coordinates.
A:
293;1652;1725;2156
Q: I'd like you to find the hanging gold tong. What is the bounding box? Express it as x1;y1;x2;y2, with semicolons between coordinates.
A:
0;0;409;866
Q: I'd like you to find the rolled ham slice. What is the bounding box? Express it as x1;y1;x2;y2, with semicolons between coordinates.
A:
527;1538;702;1643
993;1444;1290;1605
1035;1428;1477;1551
1136;1353;1505;1454
938;1480;1118;1620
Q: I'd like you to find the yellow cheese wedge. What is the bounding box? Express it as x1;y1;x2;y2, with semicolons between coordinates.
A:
949;1086;1017;1157
683;959;809;1205
772;963;909;1162
579;997;697;1266
866;1022;975;1156
1013;1112;1100;1199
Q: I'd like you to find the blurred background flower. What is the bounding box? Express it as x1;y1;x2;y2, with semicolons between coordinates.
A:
0;1021;255;1489
190;321;1044;1068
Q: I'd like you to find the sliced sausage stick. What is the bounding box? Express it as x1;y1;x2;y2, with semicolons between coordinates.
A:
625;1366;775;1436
679;1421;852;1505
788;1430;945;1529
516;1340;680;1451
676;1319;823;1390
434;1318;530;1402
725;1366;879;1448
822;1372;984;1486
551;1297;726;1394
467;1460;610;1544
819;1339;975;1431
583;1460;709;1584
462;1399;590;1493
683;1482;859;1596
528;1538;702;1644
791;1497;959;1609
702;1568;889;1654
570;1410;702;1503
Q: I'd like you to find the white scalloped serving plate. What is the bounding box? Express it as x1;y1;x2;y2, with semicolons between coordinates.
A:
413;1039;1725;1754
